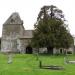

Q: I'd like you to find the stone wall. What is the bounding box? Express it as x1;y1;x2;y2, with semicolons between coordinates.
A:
1;18;24;52
17;38;31;53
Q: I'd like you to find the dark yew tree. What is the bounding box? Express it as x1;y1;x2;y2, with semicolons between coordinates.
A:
32;5;74;54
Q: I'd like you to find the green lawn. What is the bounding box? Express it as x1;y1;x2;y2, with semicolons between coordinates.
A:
0;53;75;75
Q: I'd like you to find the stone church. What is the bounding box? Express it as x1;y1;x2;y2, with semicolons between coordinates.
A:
1;12;33;53
1;12;74;54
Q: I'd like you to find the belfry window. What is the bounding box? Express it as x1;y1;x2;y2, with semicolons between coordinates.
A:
11;19;15;23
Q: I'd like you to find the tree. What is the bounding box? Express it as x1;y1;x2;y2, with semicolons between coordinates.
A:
32;5;74;54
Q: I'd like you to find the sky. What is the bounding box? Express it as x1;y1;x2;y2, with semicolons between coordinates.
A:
0;0;75;37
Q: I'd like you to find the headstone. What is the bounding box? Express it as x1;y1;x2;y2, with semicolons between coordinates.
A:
64;57;75;64
39;61;42;68
64;57;68;64
8;54;12;64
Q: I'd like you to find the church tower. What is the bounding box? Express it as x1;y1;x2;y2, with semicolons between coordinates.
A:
1;12;25;52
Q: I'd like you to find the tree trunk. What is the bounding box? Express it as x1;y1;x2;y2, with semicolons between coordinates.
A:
47;46;53;54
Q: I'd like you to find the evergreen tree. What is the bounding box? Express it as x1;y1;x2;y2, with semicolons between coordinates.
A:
32;5;74;54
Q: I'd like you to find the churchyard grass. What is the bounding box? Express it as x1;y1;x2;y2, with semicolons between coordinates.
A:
0;53;75;75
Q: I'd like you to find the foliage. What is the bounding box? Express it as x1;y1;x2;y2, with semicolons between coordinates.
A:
32;5;74;49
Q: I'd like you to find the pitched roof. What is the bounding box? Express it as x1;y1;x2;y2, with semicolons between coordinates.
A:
24;30;33;38
4;12;23;25
19;30;33;39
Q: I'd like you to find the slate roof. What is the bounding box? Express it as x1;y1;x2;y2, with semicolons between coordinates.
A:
19;30;33;39
24;30;33;38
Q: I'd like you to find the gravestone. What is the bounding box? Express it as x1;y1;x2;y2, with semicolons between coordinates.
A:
6;50;13;64
64;57;75;64
8;54;12;64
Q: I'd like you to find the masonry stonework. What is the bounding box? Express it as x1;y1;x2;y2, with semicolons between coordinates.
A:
1;12;74;54
1;12;33;53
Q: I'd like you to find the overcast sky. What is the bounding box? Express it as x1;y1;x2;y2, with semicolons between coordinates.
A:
0;0;75;37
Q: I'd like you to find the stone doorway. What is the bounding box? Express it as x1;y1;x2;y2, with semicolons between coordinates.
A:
47;46;53;54
60;49;63;54
26;46;32;54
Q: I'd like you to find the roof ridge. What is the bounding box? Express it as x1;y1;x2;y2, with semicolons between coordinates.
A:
4;12;23;25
